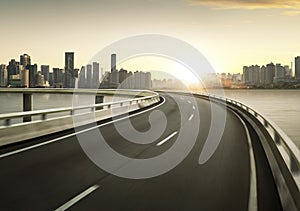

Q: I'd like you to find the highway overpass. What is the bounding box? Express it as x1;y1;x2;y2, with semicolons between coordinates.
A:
0;89;299;211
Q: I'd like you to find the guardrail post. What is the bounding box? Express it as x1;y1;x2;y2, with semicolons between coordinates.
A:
41;114;47;120
264;119;268;127
95;95;104;110
290;157;299;173
23;93;32;122
274;132;280;144
5;119;11;126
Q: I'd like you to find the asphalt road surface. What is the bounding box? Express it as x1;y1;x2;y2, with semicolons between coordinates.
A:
0;92;282;210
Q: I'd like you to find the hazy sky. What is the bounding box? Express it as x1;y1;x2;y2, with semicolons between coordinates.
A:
1;0;300;74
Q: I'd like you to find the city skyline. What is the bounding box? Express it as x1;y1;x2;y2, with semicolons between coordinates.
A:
1;0;300;74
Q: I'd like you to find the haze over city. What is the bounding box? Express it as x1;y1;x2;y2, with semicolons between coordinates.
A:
1;0;300;73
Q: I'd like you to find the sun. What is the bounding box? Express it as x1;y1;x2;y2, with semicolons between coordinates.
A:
118;55;202;87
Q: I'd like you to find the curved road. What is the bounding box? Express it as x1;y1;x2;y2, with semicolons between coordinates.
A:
0;92;282;210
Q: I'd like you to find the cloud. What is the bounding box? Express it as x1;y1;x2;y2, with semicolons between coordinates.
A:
186;0;300;9
281;10;300;15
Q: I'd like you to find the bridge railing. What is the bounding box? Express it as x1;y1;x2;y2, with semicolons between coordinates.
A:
0;92;160;127
198;92;300;210
0;89;160;146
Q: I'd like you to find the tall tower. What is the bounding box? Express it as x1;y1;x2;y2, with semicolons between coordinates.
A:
20;68;29;88
295;56;300;80
111;54;116;73
0;64;8;87
110;54;118;85
41;65;50;82
93;62;100;88
20;54;31;68
64;52;75;88
86;64;92;88
65;52;74;73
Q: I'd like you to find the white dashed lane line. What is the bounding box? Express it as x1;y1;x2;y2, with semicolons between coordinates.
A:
156;131;178;146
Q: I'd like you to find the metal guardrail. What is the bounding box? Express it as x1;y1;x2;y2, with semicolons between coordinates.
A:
198;92;300;210
0;88;155;97
0;90;160;128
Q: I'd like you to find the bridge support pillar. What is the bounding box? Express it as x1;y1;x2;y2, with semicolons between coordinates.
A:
23;93;32;122
95;95;104;110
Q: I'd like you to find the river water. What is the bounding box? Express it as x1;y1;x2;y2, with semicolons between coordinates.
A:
222;89;300;149
0;90;299;148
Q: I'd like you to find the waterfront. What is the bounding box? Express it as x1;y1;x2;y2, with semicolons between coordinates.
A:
223;89;300;149
0;90;299;149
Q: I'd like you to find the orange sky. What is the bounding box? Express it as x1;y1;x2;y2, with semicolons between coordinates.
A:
0;0;300;74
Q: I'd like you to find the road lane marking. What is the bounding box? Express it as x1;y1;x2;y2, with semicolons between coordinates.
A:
192;105;195;110
232;111;257;211
188;100;191;104
156;131;178;146
188;114;194;121
55;185;99;211
0;97;166;159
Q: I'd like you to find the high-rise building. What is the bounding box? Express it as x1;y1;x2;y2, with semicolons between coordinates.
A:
243;66;249;84
49;72;54;87
111;54;116;72
260;65;267;85
79;66;86;88
41;65;50;82
284;65;292;79
295;56;300;80
110;54;118;84
53;68;63;88
274;63;285;83
266;62;275;84
20;68;29;88
20;54;31;68
7;59;19;82
118;68;128;88
119;68;128;84
134;71;141;88
93;62;100;88
65;52;74;74
0;64;8;87
64;52;75;88
27;64;38;87
74;68;79;78
242;65;259;84
145;72;151;89
86;64;92;88
35;71;45;87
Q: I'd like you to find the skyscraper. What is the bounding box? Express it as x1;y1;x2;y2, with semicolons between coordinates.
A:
243;66;249;84
7;59;19;82
295;56;300;80
20;54;31;68
0;64;7;87
35;71;45;87
64;52;75;88
145;72;151;89
27;64;38;87
53;68;63;88
41;65;50;82
266;62;275;84
93;62;100;88
20;68;29;88
79;66;86;88
111;54;116;73
86;64;92;88
110;54;118;84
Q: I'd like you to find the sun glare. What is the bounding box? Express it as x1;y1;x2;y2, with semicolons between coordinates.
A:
118;55;201;87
